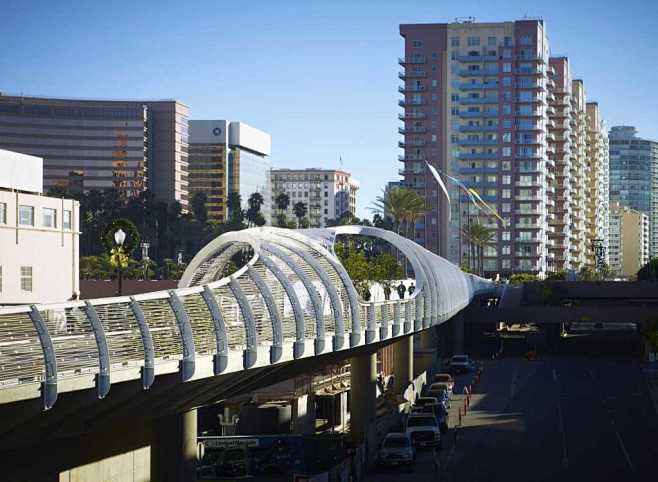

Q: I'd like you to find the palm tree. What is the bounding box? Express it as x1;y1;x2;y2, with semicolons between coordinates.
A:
370;187;426;238
246;192;265;227
274;192;290;227
292;202;307;228
462;222;496;276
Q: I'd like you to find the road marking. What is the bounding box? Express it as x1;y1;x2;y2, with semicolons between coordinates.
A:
615;430;634;470
552;368;558;382
557;400;569;470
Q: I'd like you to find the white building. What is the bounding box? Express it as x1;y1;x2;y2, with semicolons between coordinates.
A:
271;169;359;228
0;149;80;305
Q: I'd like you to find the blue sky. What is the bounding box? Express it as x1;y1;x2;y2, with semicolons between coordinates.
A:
2;0;657;218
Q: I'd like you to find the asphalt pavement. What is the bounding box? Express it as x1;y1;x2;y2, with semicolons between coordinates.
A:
367;336;658;482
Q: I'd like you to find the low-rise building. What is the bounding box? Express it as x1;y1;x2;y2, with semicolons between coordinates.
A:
0;149;80;305
271;168;359;228
608;201;649;278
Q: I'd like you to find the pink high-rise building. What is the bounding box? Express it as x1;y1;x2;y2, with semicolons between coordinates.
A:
398;19;607;276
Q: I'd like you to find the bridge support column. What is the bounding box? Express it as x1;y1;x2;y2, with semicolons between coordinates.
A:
349;352;377;445
151;409;197;482
453;312;465;354
393;335;413;394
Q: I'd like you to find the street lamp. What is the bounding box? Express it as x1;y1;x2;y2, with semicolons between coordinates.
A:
114;228;126;296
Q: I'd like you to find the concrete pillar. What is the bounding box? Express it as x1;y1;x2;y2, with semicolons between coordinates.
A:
453;312;465;354
151;409;198;482
393;335;413;394
349;352;377;444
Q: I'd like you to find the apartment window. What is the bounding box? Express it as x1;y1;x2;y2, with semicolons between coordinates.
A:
502;175;511;185
450;36;459;47
503;36;513;46
502;189;511;199
486;175;497;183
0;202;6;224
502;203;511;213
503;77;512;87
503;63;511;73
431;134;437;142
503;147;512;157
467;36;480;46
20;266;32;292
502;161;511;170
488;36;497;46
18;205;34;226
431;52;438;60
502;259;511;269
42;208;57;228
431;79;438;87
520;35;531;45
324;192;328;197
63;210;72;230
503;104;512;115
502;231;511;241
412;40;423;48
502;48;512;59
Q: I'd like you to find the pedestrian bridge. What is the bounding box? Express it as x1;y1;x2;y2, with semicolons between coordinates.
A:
0;226;493;411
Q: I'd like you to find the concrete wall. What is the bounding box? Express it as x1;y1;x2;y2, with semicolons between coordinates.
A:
0;189;79;304
59;447;150;482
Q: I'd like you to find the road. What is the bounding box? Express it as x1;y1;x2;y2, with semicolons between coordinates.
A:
367;337;658;482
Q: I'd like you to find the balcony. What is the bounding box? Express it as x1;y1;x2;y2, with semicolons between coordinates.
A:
459;68;499;77
459;110;499;118
398;168;423;176
460;97;499;104
398;154;425;162
518;165;542;173
515;110;543;117
457;54;498;62
515;223;542;229
516;123;543;131
398;85;426;93
458;152;498;160
515;237;542;243
459;81;499;90
463;180;498;188
516;195;542;201
399;99;425;107
399;139;426;148
514;209;543;215
516;96;546;104
399;56;426;65
459;167;499;174
515;181;542;187
459;125;499;132
515;67;543;75
398;112;426;120
399;70;426;79
399;126;426;134
458;138;499;146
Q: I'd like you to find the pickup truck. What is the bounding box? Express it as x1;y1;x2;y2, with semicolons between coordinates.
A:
406;414;441;448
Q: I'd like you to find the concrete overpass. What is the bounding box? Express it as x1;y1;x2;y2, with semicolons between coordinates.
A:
0;226;493;481
466;281;658;324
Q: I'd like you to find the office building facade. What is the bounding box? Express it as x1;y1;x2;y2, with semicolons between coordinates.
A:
608;201;649;277
271;169;359;228
189;120;271;223
399;19;608;276
0;149;79;305
608;126;658;259
0;94;189;207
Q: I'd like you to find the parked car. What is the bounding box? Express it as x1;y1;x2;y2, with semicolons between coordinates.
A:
378;432;416;470
434;373;455;395
406;414;441;448
430;382;452;399
449;354;474;374
411;402;449;433
426;383;451;408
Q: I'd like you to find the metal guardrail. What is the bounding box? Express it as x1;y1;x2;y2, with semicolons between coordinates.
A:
0;227;493;410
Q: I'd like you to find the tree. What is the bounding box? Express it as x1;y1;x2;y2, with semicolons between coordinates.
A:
245;192;265;227
462;222;496;276
370;187;426;238
509;272;540;285
191;192;208;224
275;192;290;213
637;258;658;281
372;253;403;300
227;192;244;225
293;202;308;228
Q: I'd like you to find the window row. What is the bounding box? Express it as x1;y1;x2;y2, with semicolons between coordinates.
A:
2;204;73;229
0;266;32;293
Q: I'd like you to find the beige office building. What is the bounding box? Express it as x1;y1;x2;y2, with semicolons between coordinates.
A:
608;202;649;278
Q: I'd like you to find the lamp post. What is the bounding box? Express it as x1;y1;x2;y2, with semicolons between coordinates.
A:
114;228;126;296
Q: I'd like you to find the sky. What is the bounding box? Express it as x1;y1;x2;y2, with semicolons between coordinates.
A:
2;0;657;218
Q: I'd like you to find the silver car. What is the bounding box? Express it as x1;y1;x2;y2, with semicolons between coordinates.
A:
378;432;416;469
